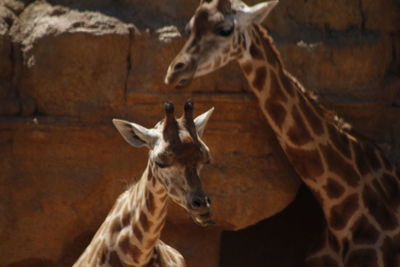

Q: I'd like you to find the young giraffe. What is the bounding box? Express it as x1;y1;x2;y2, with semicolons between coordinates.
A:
165;0;400;266
74;100;215;267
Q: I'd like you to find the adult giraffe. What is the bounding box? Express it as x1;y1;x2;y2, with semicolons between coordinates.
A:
165;1;400;266
74;100;214;267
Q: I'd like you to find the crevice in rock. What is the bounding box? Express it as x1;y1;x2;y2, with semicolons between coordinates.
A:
358;0;366;32
124;27;133;104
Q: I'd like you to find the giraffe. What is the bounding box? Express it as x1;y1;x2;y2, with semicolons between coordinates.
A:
165;0;400;266
74;100;215;267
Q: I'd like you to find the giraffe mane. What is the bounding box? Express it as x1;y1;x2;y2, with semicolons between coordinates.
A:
258;25;354;136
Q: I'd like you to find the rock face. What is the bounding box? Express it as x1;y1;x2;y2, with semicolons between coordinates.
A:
0;0;399;267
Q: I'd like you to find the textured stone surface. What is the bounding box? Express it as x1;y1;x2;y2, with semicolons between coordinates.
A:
0;0;399;266
10;1;132;117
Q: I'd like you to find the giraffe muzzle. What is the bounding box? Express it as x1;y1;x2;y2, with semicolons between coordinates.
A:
165;57;197;88
192;212;215;227
187;193;214;226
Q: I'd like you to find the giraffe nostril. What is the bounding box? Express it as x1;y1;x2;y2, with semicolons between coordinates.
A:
191;194;210;210
174;62;185;71
192;198;203;209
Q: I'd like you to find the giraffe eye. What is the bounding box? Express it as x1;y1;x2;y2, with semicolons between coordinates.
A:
216;25;234;37
155;161;170;169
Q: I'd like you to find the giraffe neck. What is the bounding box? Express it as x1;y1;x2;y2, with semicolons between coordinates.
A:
79;163;169;266
237;24;400;236
238;23;331;191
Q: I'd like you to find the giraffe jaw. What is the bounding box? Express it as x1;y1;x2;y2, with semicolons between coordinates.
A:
192;212;215;227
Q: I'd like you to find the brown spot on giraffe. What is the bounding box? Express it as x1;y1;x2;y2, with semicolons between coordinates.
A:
351;215;380;244
286;106;313;146
139;212;151;232
249;42;264;60
346;248;378;267
323;178;345;199
109;251;124;267
363;184;398;230
265;99;287;130
121;212;131;227
128;245;141;263
269;71;287;103
320;143;360;187
110;219;122;235
284;146;324;179
119;235;131;254
133;225;143;243
252;66;267;91
329;193;359;230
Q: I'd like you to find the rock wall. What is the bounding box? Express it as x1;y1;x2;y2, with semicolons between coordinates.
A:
0;0;399;266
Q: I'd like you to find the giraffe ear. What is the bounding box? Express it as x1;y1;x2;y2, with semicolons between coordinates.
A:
243;0;278;24
194;107;214;137
112;119;157;148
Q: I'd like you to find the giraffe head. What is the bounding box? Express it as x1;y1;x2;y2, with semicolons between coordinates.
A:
165;0;278;88
113;100;214;226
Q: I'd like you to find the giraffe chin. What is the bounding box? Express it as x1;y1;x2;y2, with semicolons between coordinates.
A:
192;212;215;227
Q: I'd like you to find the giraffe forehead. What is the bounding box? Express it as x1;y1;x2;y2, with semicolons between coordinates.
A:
174;143;203;164
193;8;226;36
158;142;203;165
157;132;203;162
